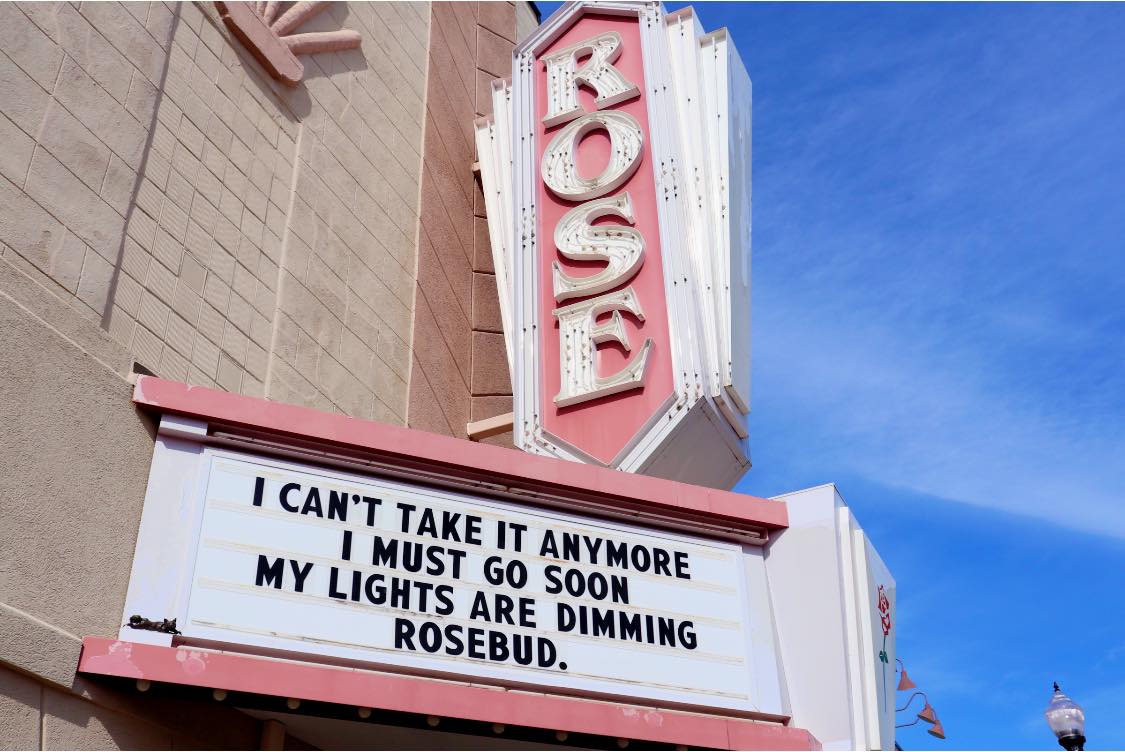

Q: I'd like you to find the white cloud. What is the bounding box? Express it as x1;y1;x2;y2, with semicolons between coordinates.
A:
736;2;1125;541
752;304;1125;539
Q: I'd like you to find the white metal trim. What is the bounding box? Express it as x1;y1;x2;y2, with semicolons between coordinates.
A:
473;79;517;371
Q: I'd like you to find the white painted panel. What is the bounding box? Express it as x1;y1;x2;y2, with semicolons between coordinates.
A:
858;533;897;749
764;484;857;750
636;400;748;489
474;81;517;371
838;506;868;748
766;484;898;750
698;28;753;418
722;34;753;415
740;544;789;716
118;417;210;645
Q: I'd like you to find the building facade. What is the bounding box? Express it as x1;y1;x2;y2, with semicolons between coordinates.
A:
0;2;895;750
0;0;536;444
0;2;540;747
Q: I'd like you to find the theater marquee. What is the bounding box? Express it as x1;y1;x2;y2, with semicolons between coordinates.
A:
182;452;761;711
116;385;790;719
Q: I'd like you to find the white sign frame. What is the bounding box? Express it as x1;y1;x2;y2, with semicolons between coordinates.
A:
119;416;789;717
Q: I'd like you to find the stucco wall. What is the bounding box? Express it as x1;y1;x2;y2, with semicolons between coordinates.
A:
0;662;267;750
0;253;271;749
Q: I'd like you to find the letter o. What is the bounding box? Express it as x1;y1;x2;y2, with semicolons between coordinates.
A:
541;111;644;201
631;546;651;572
564;568;586;597
506;560;528;589
419;622;442;652
588;572;608;600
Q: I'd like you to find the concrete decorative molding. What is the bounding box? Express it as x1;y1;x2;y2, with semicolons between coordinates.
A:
215;1;361;86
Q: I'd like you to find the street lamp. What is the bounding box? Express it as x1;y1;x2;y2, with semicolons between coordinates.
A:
1045;682;1086;751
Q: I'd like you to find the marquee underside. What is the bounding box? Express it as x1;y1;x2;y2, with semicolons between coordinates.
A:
77;637;820;750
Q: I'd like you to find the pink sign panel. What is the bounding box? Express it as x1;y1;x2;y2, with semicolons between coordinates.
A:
535;13;675;465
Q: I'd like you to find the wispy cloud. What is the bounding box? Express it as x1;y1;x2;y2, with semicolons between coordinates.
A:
700;5;1125;748
725;2;1125;539
754;304;1125;539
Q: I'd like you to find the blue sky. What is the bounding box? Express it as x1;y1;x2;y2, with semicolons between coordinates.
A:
532;2;1125;748
713;2;1125;749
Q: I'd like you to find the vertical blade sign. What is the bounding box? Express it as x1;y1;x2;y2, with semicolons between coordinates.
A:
535;14;675;466
477;3;754;487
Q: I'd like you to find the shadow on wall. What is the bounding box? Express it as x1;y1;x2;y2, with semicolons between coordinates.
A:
99;6;182;330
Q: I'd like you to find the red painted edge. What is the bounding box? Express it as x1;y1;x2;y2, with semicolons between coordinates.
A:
214;1;304;85
132;377;788;533
79;638;819;750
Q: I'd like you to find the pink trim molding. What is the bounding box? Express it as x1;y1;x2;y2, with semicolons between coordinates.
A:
215;1;361;86
78;638;819;750
131;376;788;537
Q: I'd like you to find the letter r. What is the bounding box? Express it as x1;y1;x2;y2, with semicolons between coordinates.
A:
541;31;640;127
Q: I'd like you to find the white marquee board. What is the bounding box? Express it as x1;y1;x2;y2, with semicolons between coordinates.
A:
120;421;788;716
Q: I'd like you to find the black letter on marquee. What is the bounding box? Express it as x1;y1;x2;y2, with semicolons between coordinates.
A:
279;483;301;512
289;559;314;592
328;490;348;521
510;523;527;552
678;620;698;650
397;502;416;533
394;618;416;649
372;536;398;568
540;530;559;558
255;555;285;589
356;496;382;527
606;540;628;568
675;551;691;580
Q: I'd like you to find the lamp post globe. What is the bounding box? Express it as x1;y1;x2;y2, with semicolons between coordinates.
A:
1045;682;1086;751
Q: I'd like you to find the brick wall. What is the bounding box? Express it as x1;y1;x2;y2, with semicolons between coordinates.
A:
0;1;429;425
0;1;540;433
407;1;516;445
0;2;176;326
108;2;292;399
263;2;428;422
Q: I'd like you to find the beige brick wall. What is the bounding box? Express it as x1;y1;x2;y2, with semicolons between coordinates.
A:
407;2;515;445
0;1;429;424
114;2;429;421
271;2;428;422
0;2;176;325
105;1;293;399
